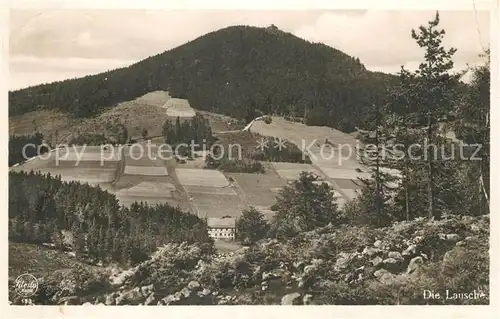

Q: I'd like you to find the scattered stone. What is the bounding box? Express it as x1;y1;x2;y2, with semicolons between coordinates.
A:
105;294;115;306
180;287;191;299
187;280;201;292
370;256;383;268
363;247;382;257
388;251;403;260
303;264;316;274
303;294;314;305
201;288;211;296
374;269;396;285
141;284;154;296
373;240;383;248
115;288;143;305
281;292;302;305
402;244;417;257
144;293;156;305
407;256;423;274
445;234;460;242
293;260;305;270
470;224;480;233
162;294;178;305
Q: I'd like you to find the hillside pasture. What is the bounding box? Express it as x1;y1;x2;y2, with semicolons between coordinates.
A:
272;162;325;181
163;98;196;118
227;172;284;207
123;165;168;176
176;168;231;188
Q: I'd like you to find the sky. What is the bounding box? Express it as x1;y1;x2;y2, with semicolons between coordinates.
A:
9;9;490;90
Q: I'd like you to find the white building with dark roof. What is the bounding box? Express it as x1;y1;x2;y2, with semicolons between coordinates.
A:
207;217;236;240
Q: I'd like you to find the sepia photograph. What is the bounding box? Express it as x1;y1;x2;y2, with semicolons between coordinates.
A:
5;3;494;310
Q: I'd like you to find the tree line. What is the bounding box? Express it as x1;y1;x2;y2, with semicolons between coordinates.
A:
9;133;48;167
9;171;212;266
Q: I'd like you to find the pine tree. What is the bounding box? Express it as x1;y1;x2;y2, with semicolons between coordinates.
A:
404;11;459;219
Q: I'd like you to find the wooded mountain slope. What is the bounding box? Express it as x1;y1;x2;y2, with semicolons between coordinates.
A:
9;25;397;132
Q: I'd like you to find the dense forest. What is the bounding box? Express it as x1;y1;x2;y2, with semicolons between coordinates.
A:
162;115;214;149
9;25;397;132
8;171;212;266
9;133;48;167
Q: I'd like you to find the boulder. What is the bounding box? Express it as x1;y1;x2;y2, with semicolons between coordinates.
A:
388;251;403;260
373;269;396;285
335;252;357;271
402;244;418;257
363;247;382;257
370;256;383;268
187;280;201;292
445;234;460;243
115;288;143;305
281;292;302;305
105;294;115;306
161;294;179;305
201;288;211;296
141;284;154;296
144;293;156;305
82;302;93;306
303;294;314;305
406;256;423;274
373;240;383;248
180;287;191;298
470;224;480;233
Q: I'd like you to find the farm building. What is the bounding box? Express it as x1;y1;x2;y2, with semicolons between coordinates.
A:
207;217;236;240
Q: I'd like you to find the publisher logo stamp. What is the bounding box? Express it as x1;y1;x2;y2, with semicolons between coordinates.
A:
15;274;38;297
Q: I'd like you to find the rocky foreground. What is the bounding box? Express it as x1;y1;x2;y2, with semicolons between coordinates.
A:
12;214;489;305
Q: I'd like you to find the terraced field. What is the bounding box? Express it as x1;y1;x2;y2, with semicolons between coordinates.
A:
11;106;377;219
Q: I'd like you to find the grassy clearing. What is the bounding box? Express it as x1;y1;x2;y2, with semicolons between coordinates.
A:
123;165;168;176
176;168;230;188
114;181;176;198
317;167;371;180
184;185;237;196
163;98;196;118
272;163;325;181
228;172;284;207
332;178;362;189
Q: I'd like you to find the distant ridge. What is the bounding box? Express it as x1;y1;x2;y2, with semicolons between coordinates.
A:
9;25;397;132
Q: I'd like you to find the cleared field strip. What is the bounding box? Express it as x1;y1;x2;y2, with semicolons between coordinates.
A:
332;178;363;189
184;185;237;196
123;165;168;176
176;168;231;188
228;172;284;207
191;193;246;219
47;160;117;169
317;167;371;180
272;162;325;181
163;98;196;118
114;181;176;198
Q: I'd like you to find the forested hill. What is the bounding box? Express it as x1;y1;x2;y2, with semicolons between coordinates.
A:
9;25;397;132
